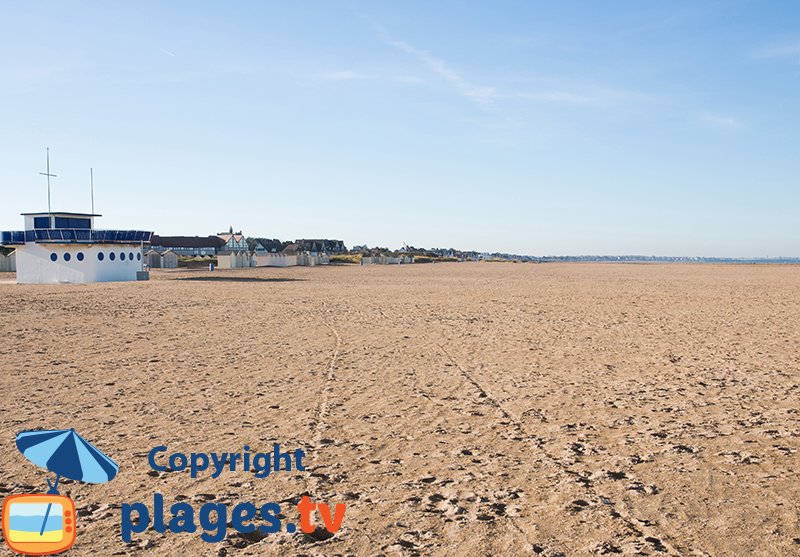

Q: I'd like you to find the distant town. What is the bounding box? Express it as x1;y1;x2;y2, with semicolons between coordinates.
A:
2;222;799;276
144;228;800;266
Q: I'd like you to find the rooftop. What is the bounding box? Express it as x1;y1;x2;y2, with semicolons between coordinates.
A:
21;211;102;217
150;235;226;249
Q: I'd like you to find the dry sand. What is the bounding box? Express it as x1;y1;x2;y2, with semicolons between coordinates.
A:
0;263;798;556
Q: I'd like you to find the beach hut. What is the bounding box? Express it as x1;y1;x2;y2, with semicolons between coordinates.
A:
217;250;251;269
161;249;179;269
256;253;297;267
0;250;15;272
145;249;162;269
216;252;233;269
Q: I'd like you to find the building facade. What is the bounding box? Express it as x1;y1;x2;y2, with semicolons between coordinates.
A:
0;212;152;284
217;233;249;251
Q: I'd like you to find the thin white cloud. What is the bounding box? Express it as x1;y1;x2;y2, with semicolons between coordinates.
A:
373;27;647;110
377;31;497;106
700;111;743;129
159;48;176;58
318;69;368;81
753;40;800;60
511;86;648;105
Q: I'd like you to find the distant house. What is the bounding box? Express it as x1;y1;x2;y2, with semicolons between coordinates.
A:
253;238;286;253
150;235;225;256
294;239;346;254
213;231;254;269
217;232;249;252
281;243;300;255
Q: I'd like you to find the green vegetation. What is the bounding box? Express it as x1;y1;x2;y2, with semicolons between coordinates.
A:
178;256;217;268
330;253;362;264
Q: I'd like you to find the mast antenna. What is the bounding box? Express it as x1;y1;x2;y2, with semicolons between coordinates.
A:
39;147;57;219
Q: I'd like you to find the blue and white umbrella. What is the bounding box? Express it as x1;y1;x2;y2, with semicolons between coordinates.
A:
16;429;119;487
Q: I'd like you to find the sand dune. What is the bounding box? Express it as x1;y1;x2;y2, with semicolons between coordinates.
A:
0;263;798;556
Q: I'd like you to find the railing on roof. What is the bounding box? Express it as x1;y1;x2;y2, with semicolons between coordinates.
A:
0;229;153;245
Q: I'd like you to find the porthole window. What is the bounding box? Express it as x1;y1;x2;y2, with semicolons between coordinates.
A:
120;252;126;261
50;253;57;262
137;252;142;261
129;252;134;260
63;253;71;262
98;252;104;261
109;252;116;261
77;252;84;261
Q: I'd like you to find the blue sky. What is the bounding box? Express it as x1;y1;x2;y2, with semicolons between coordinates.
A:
1;1;798;256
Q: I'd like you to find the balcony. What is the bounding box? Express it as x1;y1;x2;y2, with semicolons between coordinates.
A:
1;229;153;245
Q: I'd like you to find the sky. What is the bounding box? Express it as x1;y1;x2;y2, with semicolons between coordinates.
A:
1;1;799;257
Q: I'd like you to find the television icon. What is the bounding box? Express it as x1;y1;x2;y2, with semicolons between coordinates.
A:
2;494;76;555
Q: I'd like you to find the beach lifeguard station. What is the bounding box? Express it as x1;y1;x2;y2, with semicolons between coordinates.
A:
0;211;152;284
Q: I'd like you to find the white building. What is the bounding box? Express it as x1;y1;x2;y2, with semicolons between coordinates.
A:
0;211;152;284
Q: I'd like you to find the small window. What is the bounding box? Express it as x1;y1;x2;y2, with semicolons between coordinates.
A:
35;217;51;229
98;252;104;261
109;252;116;261
54;217;91;229
137;252;142;261
77;252;84;261
129;252;134;260
63;253;71;262
50;252;57;262
120;252;126;261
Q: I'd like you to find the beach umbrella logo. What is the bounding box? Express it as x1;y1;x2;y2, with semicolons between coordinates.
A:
2;429;119;556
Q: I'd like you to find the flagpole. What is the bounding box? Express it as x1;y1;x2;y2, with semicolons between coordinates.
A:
47;149;51;216
39;148;57;226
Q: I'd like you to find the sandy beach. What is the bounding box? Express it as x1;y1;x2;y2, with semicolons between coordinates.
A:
0;262;798;556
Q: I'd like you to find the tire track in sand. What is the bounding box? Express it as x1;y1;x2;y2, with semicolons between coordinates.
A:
223;302;348;553
308;305;387;551
313;301;341;445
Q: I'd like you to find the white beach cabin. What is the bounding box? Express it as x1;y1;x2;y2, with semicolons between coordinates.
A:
0;211;152;284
